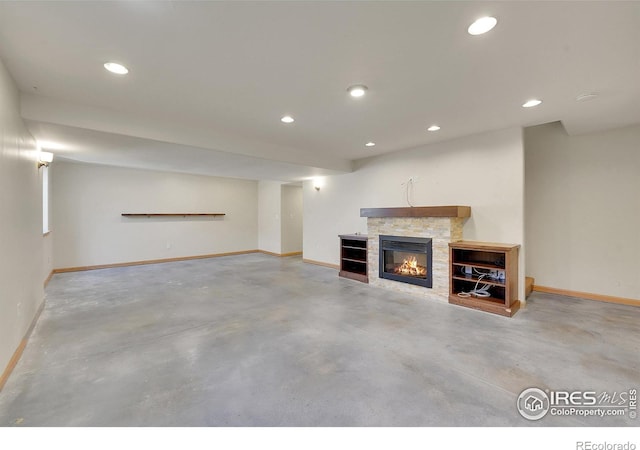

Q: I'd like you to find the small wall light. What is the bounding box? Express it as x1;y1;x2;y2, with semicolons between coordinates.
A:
38;151;54;168
313;178;323;191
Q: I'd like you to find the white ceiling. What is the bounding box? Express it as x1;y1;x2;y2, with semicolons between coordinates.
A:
1;1;639;181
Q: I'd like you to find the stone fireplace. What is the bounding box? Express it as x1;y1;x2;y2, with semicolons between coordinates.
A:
361;206;470;302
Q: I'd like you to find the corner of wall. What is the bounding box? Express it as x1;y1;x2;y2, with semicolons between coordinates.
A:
0;55;46;379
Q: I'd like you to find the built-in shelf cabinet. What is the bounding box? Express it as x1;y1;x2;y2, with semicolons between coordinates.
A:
449;241;520;317
339;234;369;283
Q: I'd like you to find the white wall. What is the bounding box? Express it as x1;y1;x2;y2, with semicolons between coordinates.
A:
258;180;282;254
525;121;640;300
281;185;303;254
304;127;525;299
52;162;258;269
43;232;53;281
43;165;54;280
0;57;45;376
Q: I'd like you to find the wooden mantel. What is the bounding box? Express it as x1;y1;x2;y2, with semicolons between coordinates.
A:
360;206;470;218
122;213;225;218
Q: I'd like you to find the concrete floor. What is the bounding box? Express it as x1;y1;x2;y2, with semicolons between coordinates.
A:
0;254;638;426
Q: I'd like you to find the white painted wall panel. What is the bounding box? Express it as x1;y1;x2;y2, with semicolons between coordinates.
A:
52;162;258;268
525;122;640;299
0;58;45;373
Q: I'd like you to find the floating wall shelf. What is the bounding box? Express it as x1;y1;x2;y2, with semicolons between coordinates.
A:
122;213;225;218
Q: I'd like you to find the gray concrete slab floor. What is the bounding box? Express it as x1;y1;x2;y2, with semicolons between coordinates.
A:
0;254;638;426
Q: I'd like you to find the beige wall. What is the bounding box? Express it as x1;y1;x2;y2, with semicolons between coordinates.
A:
258;182;303;255
43;165;53;280
43;232;53;281
52;161;258;269
281;185;303;254
258;180;282;254
0;57;45;375
525;122;640;299
303;127;525;300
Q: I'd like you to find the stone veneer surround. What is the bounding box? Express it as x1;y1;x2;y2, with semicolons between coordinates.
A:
367;217;464;301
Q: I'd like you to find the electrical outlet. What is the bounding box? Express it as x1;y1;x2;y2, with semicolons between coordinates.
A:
166;241;172;249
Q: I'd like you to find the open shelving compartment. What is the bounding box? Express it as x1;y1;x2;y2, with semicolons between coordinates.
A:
448;241;520;317
339;234;369;283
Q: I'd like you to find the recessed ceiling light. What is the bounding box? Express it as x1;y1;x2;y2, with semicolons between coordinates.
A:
104;62;129;75
281;115;295;123
522;99;543;108
347;85;368;98
427;125;441;132
576;93;599;102
467;16;498;35
365;142;376;147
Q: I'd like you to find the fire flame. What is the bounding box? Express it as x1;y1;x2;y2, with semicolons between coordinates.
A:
394;256;427;277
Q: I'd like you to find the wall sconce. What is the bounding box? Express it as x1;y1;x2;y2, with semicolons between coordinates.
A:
38;151;54;168
313;178;323;191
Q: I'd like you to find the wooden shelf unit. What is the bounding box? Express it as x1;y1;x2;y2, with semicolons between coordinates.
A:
339;234;368;283
122;213;225;218
448;241;520;317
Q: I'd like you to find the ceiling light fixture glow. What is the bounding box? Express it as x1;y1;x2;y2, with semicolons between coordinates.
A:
281;115;295;123
467;16;498;35
427;125;441;132
347;85;368;98
365;142;376;147
38;151;53;168
104;62;129;75
39;151;54;163
37;140;67;151
522;99;543;108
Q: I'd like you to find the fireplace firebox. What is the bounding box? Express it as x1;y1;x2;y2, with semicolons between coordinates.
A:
379;235;433;288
